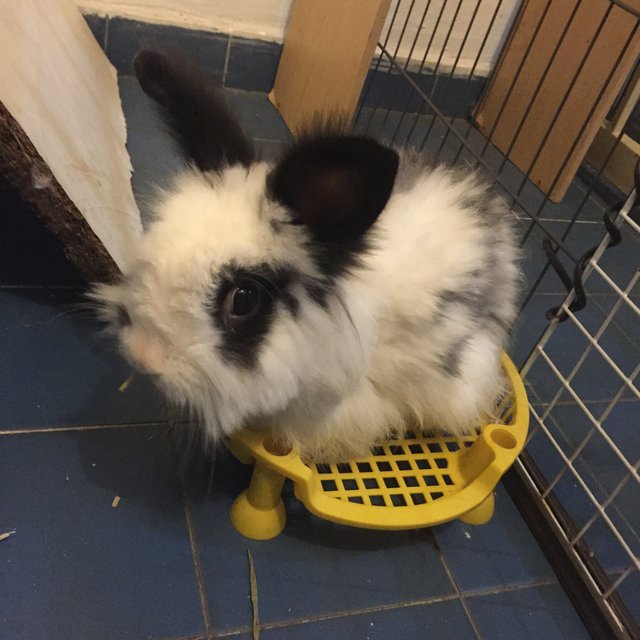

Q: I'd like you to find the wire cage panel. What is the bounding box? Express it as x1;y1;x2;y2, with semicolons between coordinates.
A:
355;1;640;638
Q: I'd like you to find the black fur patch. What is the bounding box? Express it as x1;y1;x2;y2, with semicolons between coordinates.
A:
439;338;468;377
438;283;504;331
267;132;399;280
133;50;254;172
303;278;332;308
438;243;506;332
209;263;299;367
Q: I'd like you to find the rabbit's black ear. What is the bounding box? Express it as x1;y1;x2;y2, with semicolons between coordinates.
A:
268;135;398;244
133;50;254;172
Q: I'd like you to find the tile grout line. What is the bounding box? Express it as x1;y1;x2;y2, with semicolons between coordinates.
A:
588;293;640;355
0;284;82;289
181;576;566;639
222;35;231;86
103;13;110;52
1;283;631;294
156;635;207;640
0;421;179;436
212;594;464;637
527;291;640;299
452;592;483;639
426;528;485;640
464;577;559;598
530;397;640;408
118;73;281;101
181;478;214;640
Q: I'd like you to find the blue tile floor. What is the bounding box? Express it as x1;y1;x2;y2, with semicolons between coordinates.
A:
1;76;620;640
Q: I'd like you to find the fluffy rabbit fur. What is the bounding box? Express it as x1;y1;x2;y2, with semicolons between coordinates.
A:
93;51;521;462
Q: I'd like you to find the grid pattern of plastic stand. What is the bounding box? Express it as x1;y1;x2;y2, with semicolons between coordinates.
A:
226;353;529;540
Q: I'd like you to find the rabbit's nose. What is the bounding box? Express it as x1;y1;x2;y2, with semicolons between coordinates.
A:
124;330;168;375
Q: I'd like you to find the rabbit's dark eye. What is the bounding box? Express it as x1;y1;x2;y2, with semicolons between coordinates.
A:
230;284;260;316
222;278;269;331
212;266;298;367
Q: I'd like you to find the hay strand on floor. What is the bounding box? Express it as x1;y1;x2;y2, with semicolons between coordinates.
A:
118;374;134;393
248;550;259;640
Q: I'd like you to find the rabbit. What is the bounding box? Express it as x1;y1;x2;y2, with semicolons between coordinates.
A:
92;50;521;463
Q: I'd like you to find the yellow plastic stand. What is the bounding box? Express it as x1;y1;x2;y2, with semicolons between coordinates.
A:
227;353;529;540
229;461;287;540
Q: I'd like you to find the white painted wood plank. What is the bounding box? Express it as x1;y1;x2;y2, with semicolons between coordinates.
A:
0;0;141;272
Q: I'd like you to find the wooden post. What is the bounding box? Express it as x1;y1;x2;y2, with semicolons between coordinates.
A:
0;103;119;281
0;0;142;280
269;0;391;135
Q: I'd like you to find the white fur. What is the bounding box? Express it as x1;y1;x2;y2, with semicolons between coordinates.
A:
94;157;520;461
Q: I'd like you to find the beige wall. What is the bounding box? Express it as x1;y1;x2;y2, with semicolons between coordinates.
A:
76;0;520;76
75;0;292;41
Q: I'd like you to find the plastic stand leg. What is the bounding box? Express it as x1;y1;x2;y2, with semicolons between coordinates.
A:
458;492;495;526
230;461;287;540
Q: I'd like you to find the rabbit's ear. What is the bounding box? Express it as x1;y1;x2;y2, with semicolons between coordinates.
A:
268;135;399;244
133;50;254;172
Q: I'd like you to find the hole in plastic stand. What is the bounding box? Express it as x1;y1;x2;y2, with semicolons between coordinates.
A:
491;428;518;450
264;436;292;456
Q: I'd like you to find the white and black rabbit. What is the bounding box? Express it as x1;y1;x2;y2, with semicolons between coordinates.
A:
93;50;521;462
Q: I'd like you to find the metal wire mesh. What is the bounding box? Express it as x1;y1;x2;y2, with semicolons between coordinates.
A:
355;1;640;637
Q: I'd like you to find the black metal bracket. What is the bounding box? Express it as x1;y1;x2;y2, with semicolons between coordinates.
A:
543;203;623;322
545;159;640;322
628;160;640;225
